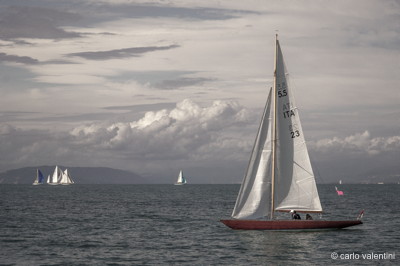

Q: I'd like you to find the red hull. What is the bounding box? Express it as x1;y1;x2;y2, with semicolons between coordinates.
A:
220;219;362;230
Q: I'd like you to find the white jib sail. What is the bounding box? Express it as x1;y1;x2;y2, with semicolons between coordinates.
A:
273;39;322;213
232;88;273;219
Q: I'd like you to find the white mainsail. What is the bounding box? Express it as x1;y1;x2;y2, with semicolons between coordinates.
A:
231;35;322;220
273;37;322;213
175;170;187;185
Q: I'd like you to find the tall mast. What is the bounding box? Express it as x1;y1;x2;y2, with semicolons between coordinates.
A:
270;34;278;220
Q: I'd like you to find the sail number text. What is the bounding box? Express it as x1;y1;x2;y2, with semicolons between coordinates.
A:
277;82;287;98
290;130;300;138
278;89;287;98
289;125;300;139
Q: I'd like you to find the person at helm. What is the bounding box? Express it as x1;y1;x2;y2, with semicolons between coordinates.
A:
290;210;301;220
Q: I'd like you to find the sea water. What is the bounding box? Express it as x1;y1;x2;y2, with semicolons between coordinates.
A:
0;184;398;265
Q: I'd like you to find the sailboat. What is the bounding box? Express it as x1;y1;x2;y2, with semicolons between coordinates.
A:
335;180;344;195
59;169;74;185
335;186;344;196
221;35;362;230
47;166;63;185
47;166;75;185
32;169;45;185
175;170;187;185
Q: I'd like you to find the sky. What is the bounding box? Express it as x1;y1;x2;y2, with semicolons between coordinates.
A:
0;0;399;183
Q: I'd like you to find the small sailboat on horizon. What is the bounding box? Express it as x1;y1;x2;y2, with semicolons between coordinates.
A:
60;169;74;185
47;166;62;185
335;179;344;195
221;35;362;230
174;170;187;185
47;166;74;185
32;169;44;185
335;186;344;196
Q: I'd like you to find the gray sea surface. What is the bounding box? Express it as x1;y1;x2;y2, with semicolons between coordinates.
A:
0;184;398;265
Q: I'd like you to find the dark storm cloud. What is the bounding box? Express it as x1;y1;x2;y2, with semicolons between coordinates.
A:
0;53;39;65
0;6;81;40
68;45;180;60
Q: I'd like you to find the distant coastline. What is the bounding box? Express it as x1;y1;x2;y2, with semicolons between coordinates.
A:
0;166;152;184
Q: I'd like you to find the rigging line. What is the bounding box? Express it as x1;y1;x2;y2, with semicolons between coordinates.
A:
309;152;327;184
293;160;314;178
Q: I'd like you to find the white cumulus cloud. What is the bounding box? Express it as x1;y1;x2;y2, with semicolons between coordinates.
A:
70;99;252;162
310;131;400;155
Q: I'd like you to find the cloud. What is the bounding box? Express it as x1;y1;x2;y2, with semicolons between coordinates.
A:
307;130;400;183
103;102;176;112
0;124;17;135
0;53;75;66
83;2;258;22
67;45;180;60
0;6;81;40
310;131;400;155
0;52;39;65
70;99;251;160
154;77;215;90
0;99;253;179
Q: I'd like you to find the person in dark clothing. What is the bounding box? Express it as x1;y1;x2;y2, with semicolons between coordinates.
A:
306;214;313;220
290;210;301;220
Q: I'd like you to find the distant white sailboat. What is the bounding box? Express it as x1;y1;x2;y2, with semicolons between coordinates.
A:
47;166;74;185
60;169;74;185
175;170;187;185
47;166;62;185
32;169;44;185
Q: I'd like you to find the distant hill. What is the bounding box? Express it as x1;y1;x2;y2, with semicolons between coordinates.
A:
0;166;154;184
